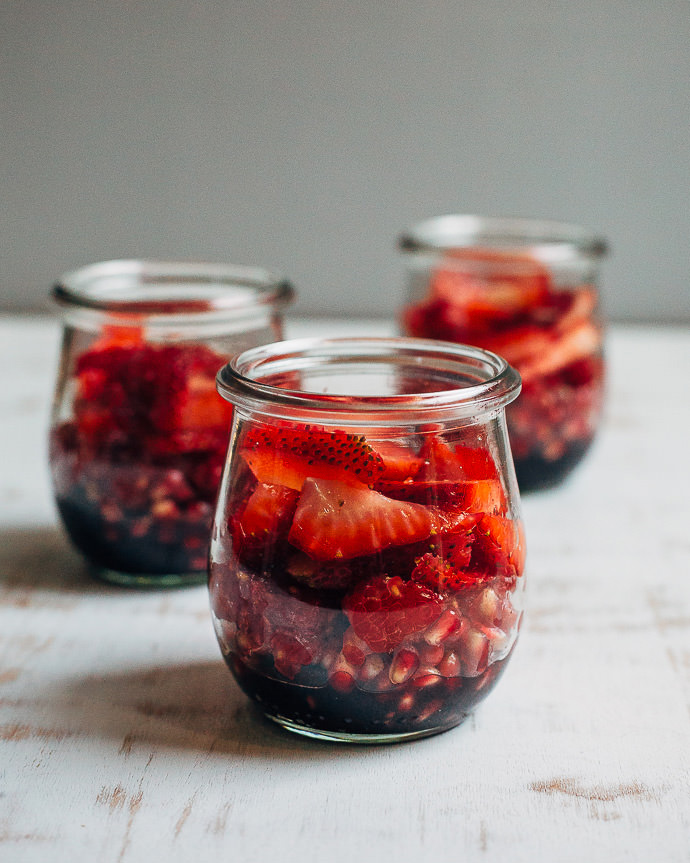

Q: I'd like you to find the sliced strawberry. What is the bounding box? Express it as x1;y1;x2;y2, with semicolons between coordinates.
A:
288;477;441;561
374;478;464;506
469;514;523;581
91;323;145;350
482;324;555;367
370;439;426;480
429;248;551;322
417;437;500;482
231;482;299;566
518;319;602;385
240;425;385;491
174;372;232;430
379;475;504;515
343;574;444;652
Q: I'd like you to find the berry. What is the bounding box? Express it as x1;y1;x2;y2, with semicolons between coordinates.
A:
288;477;443;561
240;425;385;490
343;574;444;653
370;440;425;480
231;482;299;567
416;437;500;483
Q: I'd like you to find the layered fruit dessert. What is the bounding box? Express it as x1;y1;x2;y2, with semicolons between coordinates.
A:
209;422;525;740
401;249;605;489
50;329;233;579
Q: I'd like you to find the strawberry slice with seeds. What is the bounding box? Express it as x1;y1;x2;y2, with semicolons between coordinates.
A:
343;574;444;652
288;477;441;561
417;437;500;482
469;514;524;581
378;476;505;515
370;440;426;481
240;425;385;490
231;482;299;566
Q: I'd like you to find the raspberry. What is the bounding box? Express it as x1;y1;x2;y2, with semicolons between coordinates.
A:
342;575;443;653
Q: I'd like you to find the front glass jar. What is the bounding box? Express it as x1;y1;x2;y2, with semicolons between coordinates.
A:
49;259;294;587
209;337;524;743
399;215;608;491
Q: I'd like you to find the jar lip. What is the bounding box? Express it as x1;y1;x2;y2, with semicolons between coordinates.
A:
399;214;608;259
217;336;521;424
52;259;294;318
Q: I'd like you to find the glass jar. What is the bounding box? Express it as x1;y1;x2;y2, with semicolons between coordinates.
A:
209;336;524;743
49;259;294;587
399;215;608;491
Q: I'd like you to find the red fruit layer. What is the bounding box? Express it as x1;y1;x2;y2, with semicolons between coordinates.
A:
342;575;444;652
288;477;448;561
240;425;386;490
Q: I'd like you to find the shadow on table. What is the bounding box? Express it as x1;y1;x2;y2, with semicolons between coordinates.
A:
0;525;102;593
52;659;380;760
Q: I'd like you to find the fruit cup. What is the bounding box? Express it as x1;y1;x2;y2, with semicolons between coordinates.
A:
49;259;294;587
209;336;525;743
399;215;608;490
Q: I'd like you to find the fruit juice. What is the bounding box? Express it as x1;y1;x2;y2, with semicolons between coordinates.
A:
209;342;525;742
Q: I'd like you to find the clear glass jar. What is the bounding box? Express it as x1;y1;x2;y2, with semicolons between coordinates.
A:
49;259;294;587
399;215;608;491
209;336;524;743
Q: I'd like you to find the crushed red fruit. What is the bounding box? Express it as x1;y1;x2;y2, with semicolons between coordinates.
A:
401;248;605;489
50;338;232;576
209;424;525;737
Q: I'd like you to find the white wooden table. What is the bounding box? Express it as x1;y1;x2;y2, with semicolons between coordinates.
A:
2;314;689;863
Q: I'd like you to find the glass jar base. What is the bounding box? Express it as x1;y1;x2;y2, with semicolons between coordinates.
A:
90;566;207;589
264;711;465;745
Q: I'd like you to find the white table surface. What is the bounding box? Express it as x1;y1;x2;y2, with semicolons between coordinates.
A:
1;314;689;863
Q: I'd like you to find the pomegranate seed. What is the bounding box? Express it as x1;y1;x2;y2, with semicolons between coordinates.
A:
419;643;445;667
424;608;461;646
412;671;442;689
460;628;490;677
330;670;355;693
130;516;152;538
389;648;420;685
342;643;366;666
101;502;122;523
398;692;415;712
414;699;443;723
152;499;179;520
342;630;370;668
437;650;462;677
475;587;502;627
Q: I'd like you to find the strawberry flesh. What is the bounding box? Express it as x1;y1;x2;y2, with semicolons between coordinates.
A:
240;426;385;490
288;477;440;561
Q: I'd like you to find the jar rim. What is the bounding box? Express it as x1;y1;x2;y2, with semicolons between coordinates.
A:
399;214;608;259
217;336;521;424
52;259;294;321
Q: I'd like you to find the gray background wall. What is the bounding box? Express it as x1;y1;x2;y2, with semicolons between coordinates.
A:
2;1;689;322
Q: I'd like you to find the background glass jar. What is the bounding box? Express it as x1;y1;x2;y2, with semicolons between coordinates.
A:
209;336;524;743
399;215;608;491
49;259;294;587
